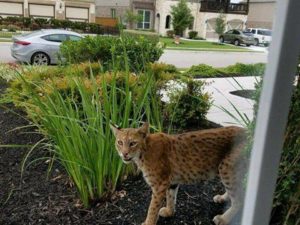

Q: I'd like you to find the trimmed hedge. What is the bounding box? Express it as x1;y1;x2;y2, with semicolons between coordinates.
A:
0;16;119;35
184;63;266;78
60;35;164;72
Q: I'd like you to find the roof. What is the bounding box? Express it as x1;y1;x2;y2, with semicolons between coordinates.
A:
249;0;276;3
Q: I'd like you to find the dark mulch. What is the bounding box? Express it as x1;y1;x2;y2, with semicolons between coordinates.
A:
0;82;241;225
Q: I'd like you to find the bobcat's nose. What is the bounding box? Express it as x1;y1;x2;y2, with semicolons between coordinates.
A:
123;152;129;158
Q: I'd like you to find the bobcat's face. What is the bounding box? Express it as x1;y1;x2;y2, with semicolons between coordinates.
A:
110;123;149;164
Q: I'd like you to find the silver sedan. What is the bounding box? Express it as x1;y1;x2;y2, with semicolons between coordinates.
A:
11;29;82;65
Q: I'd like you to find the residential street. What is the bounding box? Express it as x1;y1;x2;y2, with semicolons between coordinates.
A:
160;49;268;68
0;43;15;63
1;42;268;67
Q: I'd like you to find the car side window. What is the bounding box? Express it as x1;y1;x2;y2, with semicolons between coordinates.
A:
67;35;82;41
42;34;67;43
233;30;240;35
252;30;256;34
257;30;263;35
226;30;233;34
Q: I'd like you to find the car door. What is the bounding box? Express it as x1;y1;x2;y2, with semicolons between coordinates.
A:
224;30;233;42
41;34;67;64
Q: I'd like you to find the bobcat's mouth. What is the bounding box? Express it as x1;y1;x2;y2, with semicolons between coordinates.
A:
123;157;132;163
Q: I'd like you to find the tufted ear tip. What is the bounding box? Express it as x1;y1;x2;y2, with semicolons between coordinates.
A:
110;123;120;136
138;122;149;137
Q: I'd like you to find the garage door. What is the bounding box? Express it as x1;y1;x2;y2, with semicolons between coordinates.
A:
0;2;23;16
206;19;219;39
66;7;89;21
29;4;54;18
227;20;244;30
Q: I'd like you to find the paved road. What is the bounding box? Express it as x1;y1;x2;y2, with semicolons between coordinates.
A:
0;43;15;63
0;43;268;67
159;49;268;68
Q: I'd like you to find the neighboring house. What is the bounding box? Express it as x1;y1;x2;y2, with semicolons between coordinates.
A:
95;0;155;29
247;0;276;29
132;0;155;30
156;0;249;39
95;0;130;19
0;0;96;22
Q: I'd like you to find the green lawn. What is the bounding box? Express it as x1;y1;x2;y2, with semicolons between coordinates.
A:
160;37;251;52
0;31;21;39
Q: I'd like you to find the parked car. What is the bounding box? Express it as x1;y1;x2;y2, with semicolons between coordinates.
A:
11;29;82;65
219;29;256;46
246;28;272;46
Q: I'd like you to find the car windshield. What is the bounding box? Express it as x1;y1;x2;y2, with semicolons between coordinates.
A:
258;30;272;36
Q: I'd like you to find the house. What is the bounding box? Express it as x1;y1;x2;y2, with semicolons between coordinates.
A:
0;0;96;22
95;0;156;29
247;0;276;29
156;0;249;39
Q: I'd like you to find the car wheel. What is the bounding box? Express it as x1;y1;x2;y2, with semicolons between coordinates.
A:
219;36;224;43
254;39;259;46
31;52;50;66
234;39;240;46
246;44;251;47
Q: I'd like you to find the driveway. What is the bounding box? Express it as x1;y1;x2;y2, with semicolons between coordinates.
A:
159;50;268;68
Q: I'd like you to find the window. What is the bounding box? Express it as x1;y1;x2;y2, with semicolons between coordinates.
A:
165;15;171;29
137;10;151;29
67;35;82;41
42;34;67;42
111;8;116;18
233;30;240;34
257;29;272;36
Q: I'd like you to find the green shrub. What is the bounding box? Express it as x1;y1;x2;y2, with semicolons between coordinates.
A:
188;31;198;39
166;30;175;38
185;64;222;78
165;79;212;130
222;63;266;76
60;35;164;72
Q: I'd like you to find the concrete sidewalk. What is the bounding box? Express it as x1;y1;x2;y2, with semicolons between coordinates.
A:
202;76;259;126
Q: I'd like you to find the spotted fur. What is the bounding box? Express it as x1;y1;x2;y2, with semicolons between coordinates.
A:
110;123;247;225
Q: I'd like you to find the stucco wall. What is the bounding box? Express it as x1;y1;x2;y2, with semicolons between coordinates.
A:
247;1;276;29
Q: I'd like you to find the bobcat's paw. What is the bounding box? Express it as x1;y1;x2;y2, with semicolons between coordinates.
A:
159;207;174;217
213;215;228;225
213;194;226;203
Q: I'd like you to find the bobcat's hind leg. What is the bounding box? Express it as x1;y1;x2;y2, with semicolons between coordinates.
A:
213;145;246;225
159;184;179;218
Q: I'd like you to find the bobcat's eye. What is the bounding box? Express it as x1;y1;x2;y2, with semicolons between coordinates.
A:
117;140;123;146
129;141;137;147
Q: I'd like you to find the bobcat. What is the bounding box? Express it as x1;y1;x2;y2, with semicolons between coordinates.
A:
110;123;247;225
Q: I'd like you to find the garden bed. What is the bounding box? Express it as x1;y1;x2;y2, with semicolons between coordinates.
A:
0;82;242;225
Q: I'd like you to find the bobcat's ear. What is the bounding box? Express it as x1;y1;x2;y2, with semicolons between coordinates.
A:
110;124;121;136
138;122;149;138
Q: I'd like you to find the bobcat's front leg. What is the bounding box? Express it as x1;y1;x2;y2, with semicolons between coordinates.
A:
142;187;167;225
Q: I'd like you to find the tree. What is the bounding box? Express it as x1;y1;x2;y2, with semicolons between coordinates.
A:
215;13;226;36
124;10;143;29
170;0;194;36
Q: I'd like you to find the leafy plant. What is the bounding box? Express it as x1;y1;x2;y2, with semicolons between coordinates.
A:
165;79;212;130
215;13;226;36
60;35;164;72
166;30;175;38
185;64;222;78
188;31;198;39
124;10;143;29
221;63;266;76
170;0;194;36
8;62;163;207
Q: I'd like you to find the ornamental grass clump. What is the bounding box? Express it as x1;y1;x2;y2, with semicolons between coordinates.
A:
14;66;163;207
